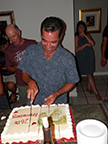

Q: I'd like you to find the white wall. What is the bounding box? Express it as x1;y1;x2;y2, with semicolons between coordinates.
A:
0;0;77;96
0;0;75;53
74;0;108;74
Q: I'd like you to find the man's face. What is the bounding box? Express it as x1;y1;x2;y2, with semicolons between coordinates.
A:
6;28;21;46
41;29;60;55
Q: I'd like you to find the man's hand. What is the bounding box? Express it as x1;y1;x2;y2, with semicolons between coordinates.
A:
101;57;107;67
27;80;39;104
43;82;75;106
2;66;7;70
44;93;57;106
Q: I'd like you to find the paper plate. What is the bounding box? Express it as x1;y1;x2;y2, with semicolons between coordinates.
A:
77;119;107;137
76;119;107;144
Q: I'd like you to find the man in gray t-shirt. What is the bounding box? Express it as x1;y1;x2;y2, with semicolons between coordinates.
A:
18;16;79;105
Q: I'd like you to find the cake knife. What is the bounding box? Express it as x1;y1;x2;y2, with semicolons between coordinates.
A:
28;97;32;132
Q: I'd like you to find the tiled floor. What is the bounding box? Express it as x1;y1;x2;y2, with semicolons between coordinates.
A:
11;75;108;117
69;75;108;117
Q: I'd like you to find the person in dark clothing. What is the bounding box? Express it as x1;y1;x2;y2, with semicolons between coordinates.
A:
101;25;108;101
75;21;101;100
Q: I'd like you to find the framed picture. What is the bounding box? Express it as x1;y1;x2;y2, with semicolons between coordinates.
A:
0;11;15;37
79;8;102;33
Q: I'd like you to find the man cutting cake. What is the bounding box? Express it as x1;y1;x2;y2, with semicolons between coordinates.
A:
18;16;79;105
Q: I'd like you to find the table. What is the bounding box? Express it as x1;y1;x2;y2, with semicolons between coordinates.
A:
0;104;108;144
70;104;108;144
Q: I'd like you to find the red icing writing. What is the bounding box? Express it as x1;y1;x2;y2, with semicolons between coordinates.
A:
14;111;18;114
14;118;29;125
12;113;38;119
32;122;36;125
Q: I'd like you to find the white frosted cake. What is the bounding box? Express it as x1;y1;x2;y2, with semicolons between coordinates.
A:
1;104;75;143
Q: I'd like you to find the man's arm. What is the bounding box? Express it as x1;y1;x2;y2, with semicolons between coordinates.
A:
22;71;39;104
44;82;76;105
101;37;108;67
5;64;18;73
84;33;95;46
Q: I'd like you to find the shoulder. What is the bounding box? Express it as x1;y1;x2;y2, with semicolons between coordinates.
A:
104;25;108;31
26;43;38;50
75;34;79;41
21;39;38;51
25;43;41;54
24;39;38;44
102;25;108;37
59;46;75;61
75;34;78;38
5;43;14;53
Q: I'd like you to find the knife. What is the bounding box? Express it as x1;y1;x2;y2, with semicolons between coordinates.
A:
28;96;32;132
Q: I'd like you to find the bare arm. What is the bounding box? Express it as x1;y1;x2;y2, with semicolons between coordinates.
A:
100;37;108;67
75;35;91;53
22;71;39;104
44;82;76;105
84;33;95;46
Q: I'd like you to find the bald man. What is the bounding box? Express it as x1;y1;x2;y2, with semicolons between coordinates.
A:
5;24;37;106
